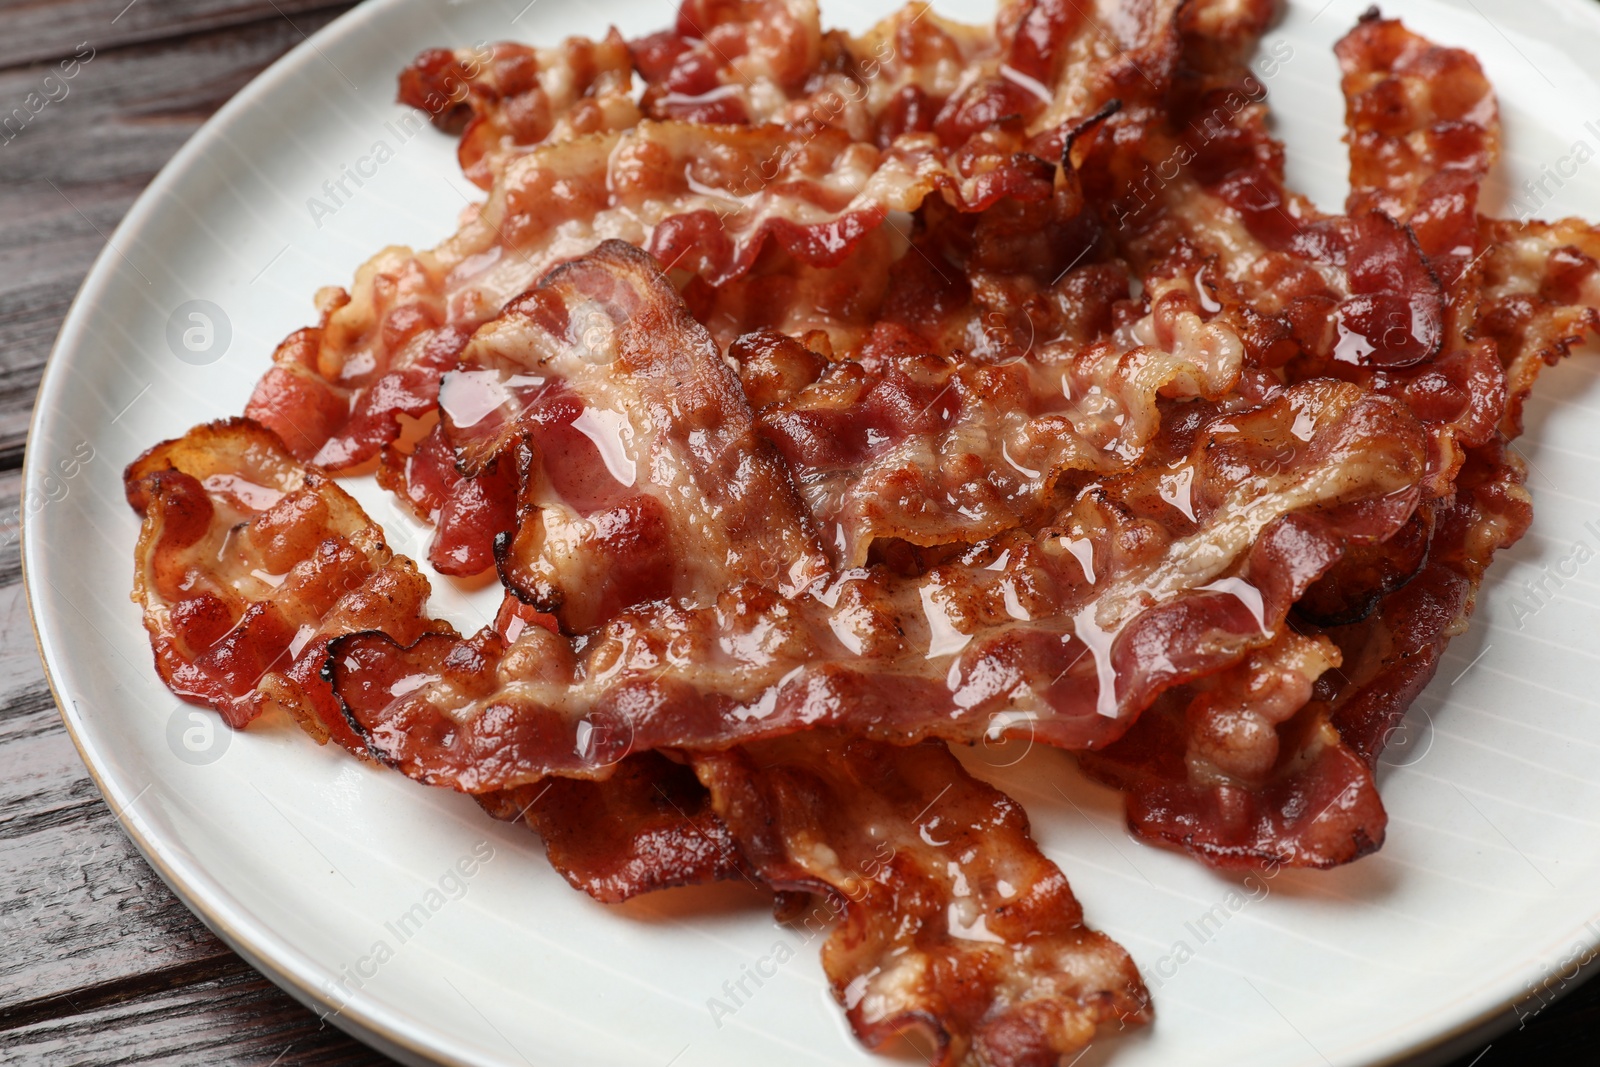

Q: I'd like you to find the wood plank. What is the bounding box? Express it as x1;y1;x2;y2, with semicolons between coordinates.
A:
0;462;227;1021
0;968;392;1065
0;689;242;1020
0;180;138;472
0;7;352;468
0;0;351;70
0;7;352;188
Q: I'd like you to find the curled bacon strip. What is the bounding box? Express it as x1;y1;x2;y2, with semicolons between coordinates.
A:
761;273;1244;561
443;239;830;629
1332;438;1532;751
376;423;519;578
479;750;751;903
693;734;1150;1066
1337;11;1498;289
1078;440;1533;869
1077;632;1384;868
126;419;445;749
1477;217;1600;435
1084;436;1535;869
398;34;640;187
630;0;823;124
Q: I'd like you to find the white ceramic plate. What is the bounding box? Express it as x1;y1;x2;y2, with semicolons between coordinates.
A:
25;0;1600;1064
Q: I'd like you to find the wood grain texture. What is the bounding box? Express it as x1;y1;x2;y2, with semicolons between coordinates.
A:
0;7;355;470
0;678;234;1024
0;0;1592;1064
3;969;395;1066
0;0;346;69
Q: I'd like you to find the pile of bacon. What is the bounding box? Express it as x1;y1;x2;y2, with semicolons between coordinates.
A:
124;0;1600;1062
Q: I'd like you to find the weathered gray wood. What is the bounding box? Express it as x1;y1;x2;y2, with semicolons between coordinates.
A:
0;9;352;469
0;179;136;473
0;8;352;189
0;686;236;1020
0;0;348;70
1;968;391;1065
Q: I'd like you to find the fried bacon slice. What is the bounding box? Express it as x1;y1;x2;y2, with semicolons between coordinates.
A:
1088;435;1532;868
443;239;831;629
1076;11;1464;388
478;750;751;903
328;248;1428;788
1478;216;1600;435
1077;623;1384;868
629;0;824;125
1077;438;1535;869
398;33;640;187
761;270;1243;561
1330;13;1507;489
1337;11;1498;290
1328;440;1530;749
126;419;445;750
788;3;1009;145
692;734;1149;1067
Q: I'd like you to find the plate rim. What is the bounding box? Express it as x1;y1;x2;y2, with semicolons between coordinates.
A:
19;0;1600;1064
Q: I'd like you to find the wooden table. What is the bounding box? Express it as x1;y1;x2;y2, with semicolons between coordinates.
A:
0;2;1595;1064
